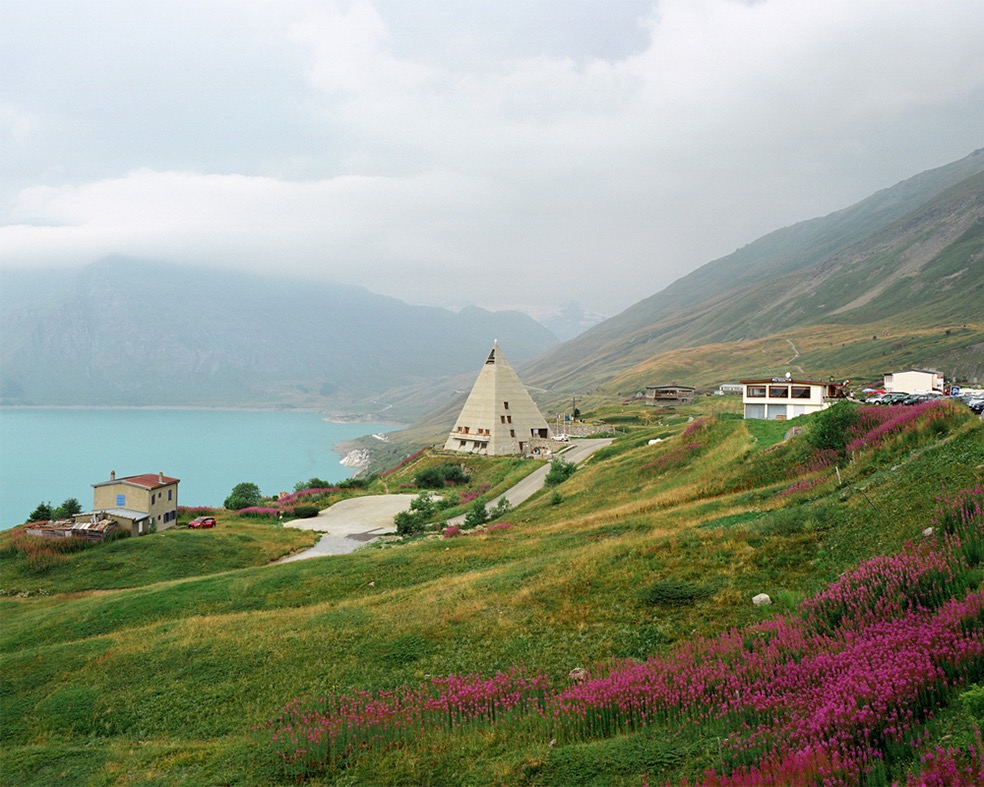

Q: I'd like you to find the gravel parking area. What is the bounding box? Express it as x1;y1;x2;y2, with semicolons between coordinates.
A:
278;494;417;561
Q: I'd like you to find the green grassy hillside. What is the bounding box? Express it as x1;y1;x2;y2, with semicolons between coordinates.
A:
522;149;984;397
2;399;982;785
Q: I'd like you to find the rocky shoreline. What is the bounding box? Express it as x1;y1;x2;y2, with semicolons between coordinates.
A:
339;448;372;473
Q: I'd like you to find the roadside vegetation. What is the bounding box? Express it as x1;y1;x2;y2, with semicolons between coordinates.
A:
1;397;982;785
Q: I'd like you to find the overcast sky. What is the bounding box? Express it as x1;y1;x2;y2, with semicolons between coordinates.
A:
2;1;982;317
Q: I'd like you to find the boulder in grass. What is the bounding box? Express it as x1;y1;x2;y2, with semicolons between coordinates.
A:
923;527;934;537
568;667;589;685
752;593;772;607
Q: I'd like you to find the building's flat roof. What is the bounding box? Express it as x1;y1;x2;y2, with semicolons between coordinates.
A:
85;508;151;521
884;369;940;376
740;378;840;385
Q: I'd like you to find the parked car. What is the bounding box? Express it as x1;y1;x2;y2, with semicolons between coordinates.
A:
188;516;216;529
878;393;910;405
967;397;984;414
900;394;930;406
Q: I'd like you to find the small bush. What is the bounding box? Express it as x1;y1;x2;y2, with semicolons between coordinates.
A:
237;507;280;519
545;458;577;487
409;492;437;517
394;510;425;536
960;684;984;721
290;505;320;519
224;482;263;510
27;502;53;522
338;476;374;489
642;580;714;607
442;525;462;539
489;497;511;519
464;500;489;528
414;463;471;489
806;402;861;457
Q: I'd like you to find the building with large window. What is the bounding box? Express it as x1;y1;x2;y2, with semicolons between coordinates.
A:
741;377;846;420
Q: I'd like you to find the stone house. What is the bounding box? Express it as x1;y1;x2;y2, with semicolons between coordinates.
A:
90;471;180;535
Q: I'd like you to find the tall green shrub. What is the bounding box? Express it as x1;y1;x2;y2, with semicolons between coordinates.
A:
224;482;262;510
806;403;861;457
545;458;577;487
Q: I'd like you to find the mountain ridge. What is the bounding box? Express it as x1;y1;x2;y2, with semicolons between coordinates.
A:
0;259;558;413
521;148;984;395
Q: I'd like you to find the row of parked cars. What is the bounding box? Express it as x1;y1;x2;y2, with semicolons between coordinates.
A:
864;391;984;413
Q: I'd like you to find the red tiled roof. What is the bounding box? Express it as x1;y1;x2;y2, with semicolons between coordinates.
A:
121;474;179;489
94;473;179;489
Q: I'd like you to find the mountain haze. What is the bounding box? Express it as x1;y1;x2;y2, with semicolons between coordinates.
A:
523;149;984;395
0;259;558;413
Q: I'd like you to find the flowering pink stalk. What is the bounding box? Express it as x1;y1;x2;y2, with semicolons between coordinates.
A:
258;484;984;783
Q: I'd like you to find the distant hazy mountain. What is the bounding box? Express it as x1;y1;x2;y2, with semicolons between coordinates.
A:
537;301;608;342
523;148;984;394
0;259;558;414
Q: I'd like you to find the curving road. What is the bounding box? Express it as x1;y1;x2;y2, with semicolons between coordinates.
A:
278;438;613;562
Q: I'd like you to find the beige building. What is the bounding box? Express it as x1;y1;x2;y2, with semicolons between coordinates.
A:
883;369;944;394
646;385;696;405
444;342;551;455
91;471;180;535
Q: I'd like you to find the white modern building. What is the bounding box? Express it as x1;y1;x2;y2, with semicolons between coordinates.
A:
883;369;944;394
741;377;846;420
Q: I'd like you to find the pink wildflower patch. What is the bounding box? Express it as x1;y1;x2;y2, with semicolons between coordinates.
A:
258;484;984;784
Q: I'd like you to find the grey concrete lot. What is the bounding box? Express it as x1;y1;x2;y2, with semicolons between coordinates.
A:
278;493;417;561
278;438;613;562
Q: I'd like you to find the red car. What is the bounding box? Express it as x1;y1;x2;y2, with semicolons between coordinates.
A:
188;516;216;529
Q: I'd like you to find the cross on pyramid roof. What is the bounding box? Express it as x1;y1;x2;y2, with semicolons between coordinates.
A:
444;342;551;455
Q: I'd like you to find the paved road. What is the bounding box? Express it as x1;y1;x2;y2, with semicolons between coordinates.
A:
447;437;613;525
278;438;613;562
277;494;417;562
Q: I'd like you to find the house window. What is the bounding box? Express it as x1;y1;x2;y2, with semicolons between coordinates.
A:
151;493;156;504
507;415;512;423
791;386;811;399
500;415;506;423
116;494;125;507
510;429;516;437
769;386;789;398
503;402;509;410
747;385;767;398
168;489;173;501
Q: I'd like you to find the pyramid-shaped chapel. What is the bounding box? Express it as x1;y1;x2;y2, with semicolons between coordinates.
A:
444;342;551;456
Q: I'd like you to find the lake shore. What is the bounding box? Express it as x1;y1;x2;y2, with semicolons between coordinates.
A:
1;404;406;427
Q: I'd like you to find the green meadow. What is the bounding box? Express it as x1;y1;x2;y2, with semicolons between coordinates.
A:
1;398;982;785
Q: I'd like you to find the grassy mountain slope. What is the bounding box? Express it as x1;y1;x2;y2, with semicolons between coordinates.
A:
523;149;984;395
2;399;981;785
363;151;983;465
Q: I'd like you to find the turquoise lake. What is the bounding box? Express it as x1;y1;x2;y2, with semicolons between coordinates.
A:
0;409;399;529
